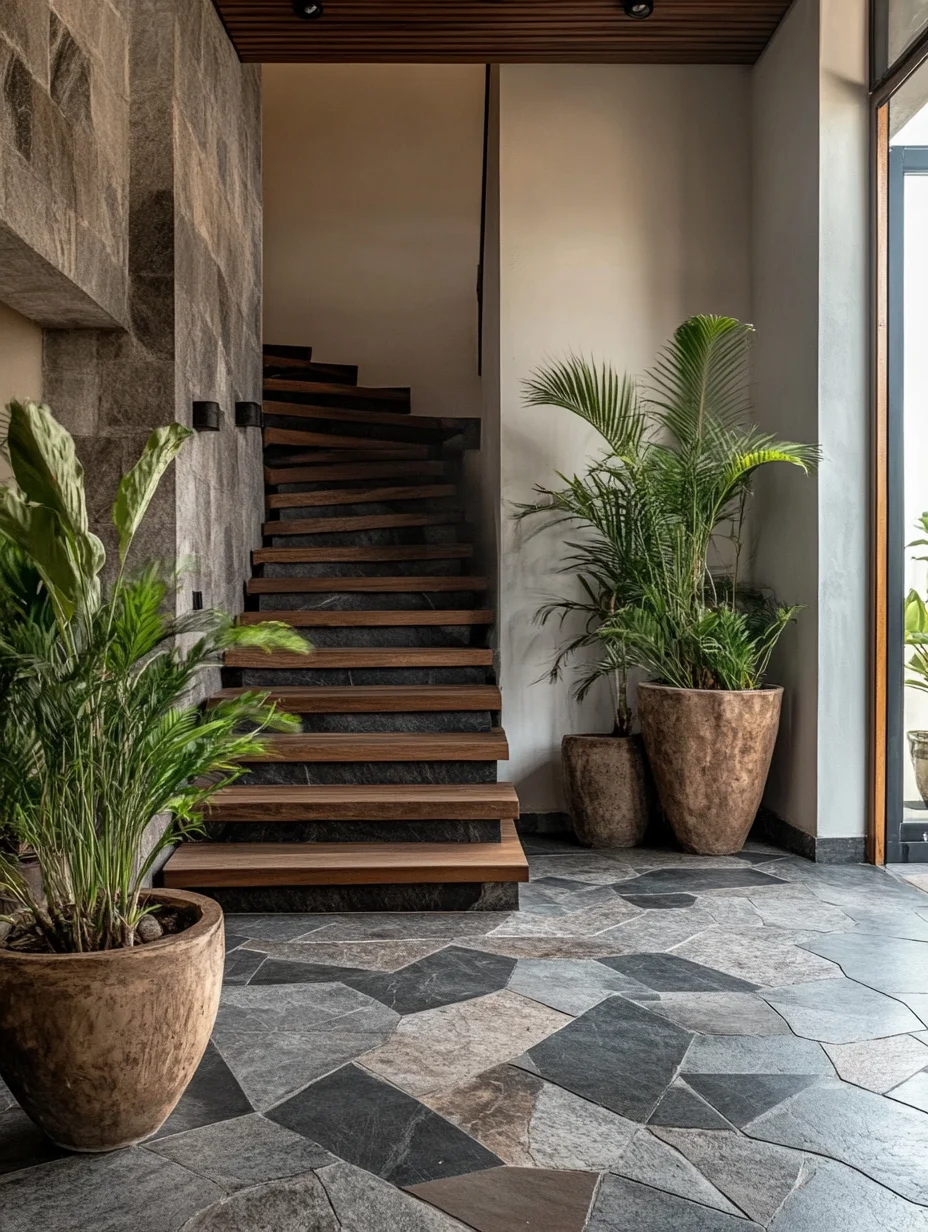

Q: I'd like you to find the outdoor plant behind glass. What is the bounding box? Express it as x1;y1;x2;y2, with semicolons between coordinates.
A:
0;400;311;953
518;315;819;702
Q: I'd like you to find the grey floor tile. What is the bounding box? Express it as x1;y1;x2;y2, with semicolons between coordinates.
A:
616;868;789;896
150;1042;253;1141
247;957;370;986
597;906;716;950
619;893;698;909
587;1174;762;1231
888;1070;928;1113
147;1112;334;1190
769;1158;928;1232
598;952;758;993
646;992;790;1036
616;1129;742;1214
801;932;928;996
507;958;650;1015
268;1063;502;1187
647;1081;734;1130
674;927;841;987
240;938;449;971
823;1035;928;1092
745;1078;928;1205
179;1172;338;1231
346;945;517;1014
683;1074;827;1128
222;947;267;984
318;1160;475;1230
223;914;335;942
682;1033;834;1075
0;1107;65;1176
762;977;923;1043
0;1148;224;1232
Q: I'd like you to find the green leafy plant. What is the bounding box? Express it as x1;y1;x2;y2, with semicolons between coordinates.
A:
905;513;928;693
0;401;311;953
518;316;819;703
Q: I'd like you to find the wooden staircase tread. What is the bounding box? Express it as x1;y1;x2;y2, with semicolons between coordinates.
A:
161;822;528;888
253;544;472;564
269;446;431;466
264;428;410;451
266;484;457;510
247;576;487;594
263;401;476;433
264;378;410;405
214;685;501;712
198;782;520;820
264;362;358;384
265;461;449;484
264;513;462;536
238;729;509;762
239;609;494;627
225;647;494;668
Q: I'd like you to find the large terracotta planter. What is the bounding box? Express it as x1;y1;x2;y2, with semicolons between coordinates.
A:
637;683;783;856
562;734;653;848
0;888;223;1152
909;732;928;805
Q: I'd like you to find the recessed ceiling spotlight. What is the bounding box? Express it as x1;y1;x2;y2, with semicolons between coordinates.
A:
293;0;324;18
622;0;654;17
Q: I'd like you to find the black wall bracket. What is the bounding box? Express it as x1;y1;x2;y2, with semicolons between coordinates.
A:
235;401;263;427
192;401;222;431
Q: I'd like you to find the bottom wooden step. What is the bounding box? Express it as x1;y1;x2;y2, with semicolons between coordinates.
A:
162;821;528;887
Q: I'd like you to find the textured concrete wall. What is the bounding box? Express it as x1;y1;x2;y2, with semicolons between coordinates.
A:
0;0;130;326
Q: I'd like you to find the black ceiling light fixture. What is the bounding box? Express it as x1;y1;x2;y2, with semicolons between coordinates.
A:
622;0;654;17
293;0;324;18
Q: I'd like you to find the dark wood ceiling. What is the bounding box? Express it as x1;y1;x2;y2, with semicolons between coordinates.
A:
212;0;793;64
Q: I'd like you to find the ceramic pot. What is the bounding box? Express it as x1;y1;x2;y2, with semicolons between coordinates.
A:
909;732;928;805
0;888;223;1152
637;683;783;856
561;733;653;848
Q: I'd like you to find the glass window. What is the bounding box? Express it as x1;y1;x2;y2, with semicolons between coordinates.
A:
875;0;928;80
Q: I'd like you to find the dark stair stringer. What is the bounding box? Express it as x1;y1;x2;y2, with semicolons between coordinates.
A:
161;346;527;911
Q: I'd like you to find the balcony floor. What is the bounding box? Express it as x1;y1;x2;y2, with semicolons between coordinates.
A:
3;839;928;1230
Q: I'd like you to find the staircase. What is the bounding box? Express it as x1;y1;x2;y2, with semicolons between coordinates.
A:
161;343;528;912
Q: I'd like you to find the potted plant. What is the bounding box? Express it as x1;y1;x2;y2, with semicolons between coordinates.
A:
524;317;818;856
0;401;309;1152
903;513;928;803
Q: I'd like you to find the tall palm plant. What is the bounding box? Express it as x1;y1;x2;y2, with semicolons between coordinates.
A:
0;401;310;952
519;316;818;703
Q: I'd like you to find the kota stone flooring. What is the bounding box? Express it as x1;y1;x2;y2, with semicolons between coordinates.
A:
7;843;928;1229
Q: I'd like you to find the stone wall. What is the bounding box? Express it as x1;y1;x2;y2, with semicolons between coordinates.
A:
1;0;263;633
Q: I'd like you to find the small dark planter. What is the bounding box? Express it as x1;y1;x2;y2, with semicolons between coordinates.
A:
561;733;653;848
637;683;783;856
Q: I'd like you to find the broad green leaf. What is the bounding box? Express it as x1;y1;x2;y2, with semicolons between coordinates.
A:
0;487;82;618
112;424;192;561
6;401;90;537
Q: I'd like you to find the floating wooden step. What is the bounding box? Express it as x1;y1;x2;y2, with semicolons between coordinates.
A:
264;344;312;362
253;544;473;564
265;460;449;485
264;512;461;537
213;685;501;713
225;647;494;669
239;609;494;627
266;484;457;511
264;361;359;384
162;821;528;888
246;575;487;595
269;446;431;467
265;378;410;407
264;428;404;451
263;401;475;436
238;729;509;763
197;782;520;822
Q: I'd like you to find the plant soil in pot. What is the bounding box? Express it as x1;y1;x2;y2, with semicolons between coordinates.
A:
0;889;224;1152
638;683;783;856
909;732;928;805
562;734;652;848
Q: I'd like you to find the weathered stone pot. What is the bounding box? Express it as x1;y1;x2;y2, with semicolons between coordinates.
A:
637;683;783;856
562;734;653;848
909;732;928;805
0;888;223;1152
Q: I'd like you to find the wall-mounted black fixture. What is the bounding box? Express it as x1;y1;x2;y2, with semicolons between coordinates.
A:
293;0;324;18
235;401;263;427
622;0;654;16
191;590;204;611
192;401;222;431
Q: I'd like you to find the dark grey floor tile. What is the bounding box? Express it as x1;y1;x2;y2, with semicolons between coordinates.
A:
0;1148;224;1232
223;914;333;942
770;1157;928;1232
318;1160;476;1230
151;1042;253;1141
179;1172;338;1231
598;952;758;993
762;977;922;1043
617;1129;741;1213
346;945;517;1014
267;1064;503;1187
147;1112;334;1190
587;1174;762;1231
223;947;267;985
507;958;650;1015
248;957;369;986
682;1033;835;1075
619;868;788;896
515;995;693;1121
647;1082;734;1130
802;932;928;996
683;1074;826;1128
0;1107;65;1176
224;932;250;952
746;1078;928;1205
619;893;698;909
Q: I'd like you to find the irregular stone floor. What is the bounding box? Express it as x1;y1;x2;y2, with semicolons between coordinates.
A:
5;839;928;1229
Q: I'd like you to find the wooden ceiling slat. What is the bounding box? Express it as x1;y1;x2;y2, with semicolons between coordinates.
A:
212;0;793;63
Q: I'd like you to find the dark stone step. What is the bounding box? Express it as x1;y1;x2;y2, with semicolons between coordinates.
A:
256;591;483;612
188;881;519;912
201;819;501;843
263;386;411;414
267;524;463;549
270;497;460;522
259;560;465;580
271;475;460;495
286;625;487;649
230;666;491;687
240;761;500;785
291;712;493;734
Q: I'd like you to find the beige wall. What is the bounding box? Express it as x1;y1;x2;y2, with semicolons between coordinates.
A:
495;64;753;813
262;64;485;418
0;300;42;482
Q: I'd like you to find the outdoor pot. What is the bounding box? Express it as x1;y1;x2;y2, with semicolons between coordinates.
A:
0;888;223;1152
562;734;652;848
637;683;783;856
909;732;928;806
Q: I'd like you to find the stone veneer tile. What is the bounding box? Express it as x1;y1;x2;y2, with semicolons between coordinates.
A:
598;952;758;993
317;1160;476;1230
887;1070;928;1114
360;990;570;1098
682;1075;827;1129
762;978;923;1044
822;1035;928;1092
646;1081;733;1130
672;927;842;987
346;946;517;1014
597;906;716;950
801;932;928;996
0;1107;65;1176
587;1174;761;1232
507;958;652;1015
405;1166;599;1232
645;992;791;1036
240;938;450;971
150;1042;252;1141
178;1173;338;1232
769;1157;928;1232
